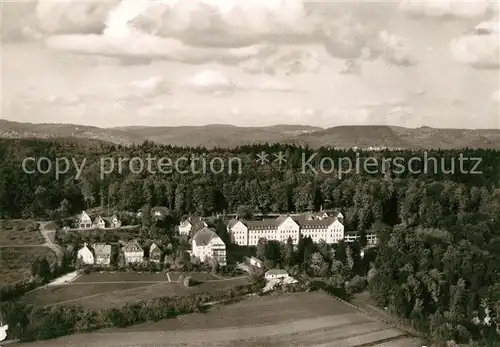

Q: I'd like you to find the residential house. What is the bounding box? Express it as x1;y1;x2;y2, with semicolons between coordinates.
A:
228;214;345;246
77;243;94;265
108;214;121;228
344;231;359;243
123;240;144;264
178;217;208;236
92;243;112;265
248;256;264;269
151;206;169;220
93;216;106;229
149;242;162;263
192;227;227;266
366;231;378;245
77;211;92;229
265;269;289;280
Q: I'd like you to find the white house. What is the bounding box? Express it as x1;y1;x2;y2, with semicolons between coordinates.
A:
123;240;144;264
192;227;226;266
77;211;92;229
149;242;162;263
265;269;289;280
108;214;121;228
178;217;207;236
366;231;378;245
248;256;264;269
228;214;345;246
93;216;106;229
93;243;111;265
77;243;94;265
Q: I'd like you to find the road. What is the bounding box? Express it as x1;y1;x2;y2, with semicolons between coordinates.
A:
0;222;62;261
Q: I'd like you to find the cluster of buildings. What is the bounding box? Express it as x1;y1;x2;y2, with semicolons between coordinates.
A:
76;240;162;265
226;211;346;246
76;211;121;230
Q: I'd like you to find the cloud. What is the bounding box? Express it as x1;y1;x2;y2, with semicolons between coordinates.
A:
253;79;299;92
240;45;326;75
35;0;119;34
450;17;500;69
374;31;418;67
400;0;495;19
185;70;300;95
33;0;405;67
45;33;269;64
492;89;500;102
118;76;171;99
186;70;236;95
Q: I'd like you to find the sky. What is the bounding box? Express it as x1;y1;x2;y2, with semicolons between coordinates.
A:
1;0;499;129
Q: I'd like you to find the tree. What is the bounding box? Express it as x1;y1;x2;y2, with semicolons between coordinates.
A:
237;205;253;219
31;257;52;283
256;238;267;260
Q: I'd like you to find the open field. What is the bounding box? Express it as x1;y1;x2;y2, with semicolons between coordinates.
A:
22;271;251;309
0;219;44;245
0;247;56;285
15;292;421;347
72;271;170;283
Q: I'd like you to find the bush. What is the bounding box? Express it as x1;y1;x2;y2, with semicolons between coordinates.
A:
345;275;367;294
183;276;193;287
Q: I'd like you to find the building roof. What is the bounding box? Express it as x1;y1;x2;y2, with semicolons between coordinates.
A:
227;218;240;228
151;206;169;214
123;240;143;252
241;219;281;230
250;256;264;264
93;216;105;224
265;269;288;276
92;243;111;257
78;211;91;221
293;217;339;229
150;242;161;254
193;227;223;247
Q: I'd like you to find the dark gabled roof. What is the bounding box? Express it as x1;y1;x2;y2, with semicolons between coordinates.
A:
193;227;223;246
266;269;288;276
123;240;143;252
242;219;281;230
92;243;111;257
293;217;338;229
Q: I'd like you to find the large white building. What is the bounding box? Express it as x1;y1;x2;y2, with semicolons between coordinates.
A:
227;212;345;246
192;227;227;266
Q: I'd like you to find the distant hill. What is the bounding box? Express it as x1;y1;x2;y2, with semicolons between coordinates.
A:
289;125;500;150
0;120;142;146
1;120;499;149
109;124;322;147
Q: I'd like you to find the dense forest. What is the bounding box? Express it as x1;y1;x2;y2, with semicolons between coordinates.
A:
1;138;500;345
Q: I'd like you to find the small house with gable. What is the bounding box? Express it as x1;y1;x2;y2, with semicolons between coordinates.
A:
123;240;144;264
149;242;162;263
92;243;112;265
77;242;94;265
77;211;92;229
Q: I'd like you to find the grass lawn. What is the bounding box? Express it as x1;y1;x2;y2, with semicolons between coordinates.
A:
22;271;251;309
22;283;153;307
0;247;56;286
0;219;44;245
72;271;170;283
169;271;220;282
